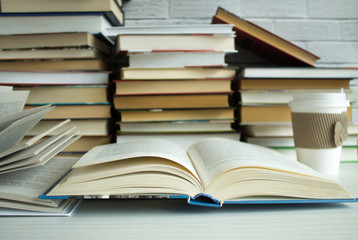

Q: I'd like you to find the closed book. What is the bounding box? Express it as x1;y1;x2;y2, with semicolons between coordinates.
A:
25;104;112;119
106;24;235;38
239;78;351;90
0;13;113;36
212;7;319;66
121;67;236;80
0;70;110;85
119;108;235;122
0;0;124;26
118;120;234;133
114;79;233;95
0;32;112;55
239;105;353;123
239;67;358;79
116;34;235;54
15;85;109;105
0;59;109;71
0;48;103;60
113;94;232;110
126;51;231;68
240;89;353;105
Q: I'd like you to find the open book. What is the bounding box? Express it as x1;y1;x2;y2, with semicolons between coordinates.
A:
45;138;354;207
0;107;81;174
0;156;80;216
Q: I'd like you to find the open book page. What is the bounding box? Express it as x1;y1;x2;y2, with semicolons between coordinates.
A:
0;86;13;92
0;128;81;174
187;138;329;189
73;138;200;180
0;156;78;206
0;90;29;117
0;119;71;158
0;105;53;153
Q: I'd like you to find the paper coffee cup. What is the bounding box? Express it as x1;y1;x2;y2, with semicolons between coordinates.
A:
289;92;350;175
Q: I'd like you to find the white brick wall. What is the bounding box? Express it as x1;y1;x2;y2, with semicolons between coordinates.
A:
122;0;358;67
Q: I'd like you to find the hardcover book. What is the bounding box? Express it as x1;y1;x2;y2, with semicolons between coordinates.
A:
0;0;124;26
212;7;320;66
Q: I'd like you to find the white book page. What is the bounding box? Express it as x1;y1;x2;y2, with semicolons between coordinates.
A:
0;119;71;159
0;157;78;202
0;106;53;154
187;138;327;189
0;86;13;92
74;138;199;180
0;90;29;117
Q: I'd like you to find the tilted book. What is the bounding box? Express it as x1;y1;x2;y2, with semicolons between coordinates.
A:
212;7;320;66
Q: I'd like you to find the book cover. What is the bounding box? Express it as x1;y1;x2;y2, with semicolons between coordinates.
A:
212;7;320;66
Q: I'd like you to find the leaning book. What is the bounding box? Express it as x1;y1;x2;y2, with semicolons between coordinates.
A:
43;138;356;207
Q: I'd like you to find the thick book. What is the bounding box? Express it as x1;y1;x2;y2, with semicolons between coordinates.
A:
0;59;109;71
212;7;320;66
239;89;353;105
239;67;358;79
106;24;235;38
42;138;356;207
25;104;112;120
0;70;110;85
113;94;232;110
0;13;113;36
117;120;235;134
0;32;112;55
118;108;235;122
0;0;124;26
114;79;233;95
126;51;231;68
0;48;103;61
239;78;351;90
116;34;235;54
239;105;352;124
120;67;237;80
15;85;109;105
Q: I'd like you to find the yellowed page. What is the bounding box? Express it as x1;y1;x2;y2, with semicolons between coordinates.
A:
187;138;327;189
73;138;200;180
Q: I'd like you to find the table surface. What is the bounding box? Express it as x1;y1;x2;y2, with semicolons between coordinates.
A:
1;162;358;240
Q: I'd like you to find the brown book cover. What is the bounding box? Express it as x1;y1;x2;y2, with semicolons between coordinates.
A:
212;7;320;66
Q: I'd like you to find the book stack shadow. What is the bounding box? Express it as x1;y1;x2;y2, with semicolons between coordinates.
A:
212;7;358;163
0;1;125;155
110;24;239;137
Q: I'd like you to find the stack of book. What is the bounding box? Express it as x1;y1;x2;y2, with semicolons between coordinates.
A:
0;0;125;155
237;67;358;162
0;33;114;155
0;0;124;35
110;24;238;134
212;7;358;162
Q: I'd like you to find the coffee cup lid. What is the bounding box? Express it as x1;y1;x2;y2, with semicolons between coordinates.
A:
289;92;350;108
